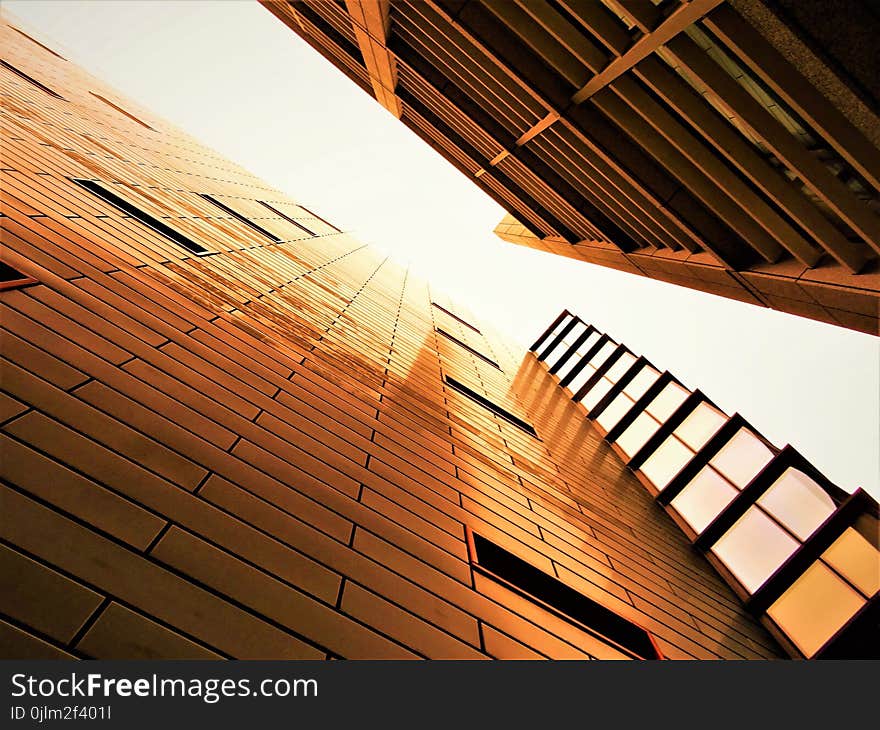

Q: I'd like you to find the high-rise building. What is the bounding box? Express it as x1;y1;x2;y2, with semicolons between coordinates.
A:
0;15;875;662
262;0;880;335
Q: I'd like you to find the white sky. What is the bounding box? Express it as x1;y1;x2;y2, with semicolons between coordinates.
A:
5;1;878;499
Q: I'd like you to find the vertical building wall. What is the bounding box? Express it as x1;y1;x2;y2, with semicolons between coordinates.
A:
0;18;782;660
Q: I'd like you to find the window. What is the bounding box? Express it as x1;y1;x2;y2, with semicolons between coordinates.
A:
638;401;727;492
259;201;316;237
467;530;662;659
72;178;209;255
199;194;281;243
766;512;879;658
436;328;499;369
297;203;340;233
542;320;588;370
9;26;67;60
0;261;38;291
443;375;537;437
1;59;63;99
710;467;837;595
431;302;480;333
90;92;154;130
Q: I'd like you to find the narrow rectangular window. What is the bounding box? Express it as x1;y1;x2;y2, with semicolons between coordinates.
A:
297;204;340;233
72;178;209;255
431;302;481;333
90;92;154;130
9;26;67;61
467;529;662;659
1;59;63;99
0;261;38;291
436;328;499;369
199;194;282;243
258;200;316;237
444;375;537;437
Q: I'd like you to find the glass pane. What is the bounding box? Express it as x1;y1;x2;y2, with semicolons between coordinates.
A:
616;411;661;458
557;332;600;381
674;402;727;451
605;352;636;383
538;316;571;351
712;507;800;593
588;341;617;370
822;528;880;597
757;468;836;541
671;466;740;534
767;561;865;658
710;428;775;488
640;436;694;491
623;366;660;401
596;392;635;432
646;381;689;421
544;321;587;369
582;377;613;409
565;361;596;396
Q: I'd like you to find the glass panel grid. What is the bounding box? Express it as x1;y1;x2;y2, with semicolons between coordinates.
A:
670;465;740;534
711;507;800;594
709;428;775;488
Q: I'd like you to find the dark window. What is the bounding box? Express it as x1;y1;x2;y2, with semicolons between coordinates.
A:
431;302;481;333
0;261;38;291
72;178;209;255
1;59;63;99
436;328;499;369
467;530;662;659
199;194;282;243
90;92;154;130
9;26;67;60
297;204;340;233
259;201;316;237
444;375;537;437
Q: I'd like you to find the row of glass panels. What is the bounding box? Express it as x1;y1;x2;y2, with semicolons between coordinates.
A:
535;314;878;658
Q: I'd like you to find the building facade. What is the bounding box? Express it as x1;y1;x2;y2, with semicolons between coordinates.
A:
0;16;874;661
530;310;878;658
262;0;880;335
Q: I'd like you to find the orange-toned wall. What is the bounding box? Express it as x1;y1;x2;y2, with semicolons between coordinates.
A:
0;20;782;660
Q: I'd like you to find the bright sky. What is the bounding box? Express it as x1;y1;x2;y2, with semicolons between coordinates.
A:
5;1;879;499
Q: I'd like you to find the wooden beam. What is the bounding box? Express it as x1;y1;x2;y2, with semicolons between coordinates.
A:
570;0;724;104
344;0;402;117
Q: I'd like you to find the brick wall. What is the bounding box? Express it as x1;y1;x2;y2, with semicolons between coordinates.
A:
0;18;783;660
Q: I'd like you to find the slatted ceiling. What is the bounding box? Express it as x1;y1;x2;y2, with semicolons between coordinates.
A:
633;57;860;269
555;0;634;57
560;108;715;253
495;155;595;241
602;0;657;35
666;37;880;264
592;85;790;264
480;0;593;88
606;73;822;267
397;67;505;161
705;9;880;197
403;1;552;120
312;0;360;46
392;11;541;137
393;39;522;149
295;2;362;63
525;131;681;252
541;123;699;252
512;0;609;74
